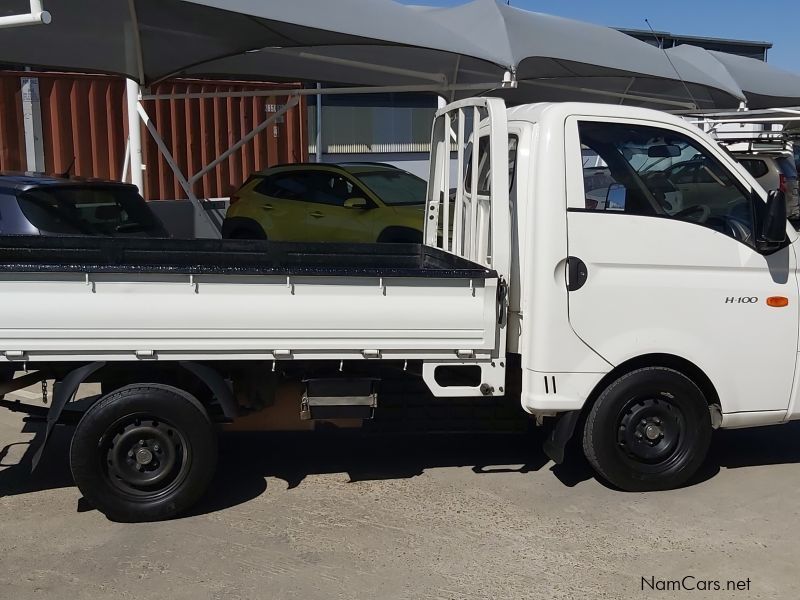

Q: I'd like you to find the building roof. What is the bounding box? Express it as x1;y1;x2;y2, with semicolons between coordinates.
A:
617;28;772;61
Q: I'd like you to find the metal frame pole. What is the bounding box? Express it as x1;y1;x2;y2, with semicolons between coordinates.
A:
140;81;512;101
21;71;45;172
0;0;51;28
315;83;323;163
136;102;221;238
121;139;130;183
135;95;300;238
126;79;145;193
188;97;299;186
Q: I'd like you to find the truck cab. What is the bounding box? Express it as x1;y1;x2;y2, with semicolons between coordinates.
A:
428;99;797;492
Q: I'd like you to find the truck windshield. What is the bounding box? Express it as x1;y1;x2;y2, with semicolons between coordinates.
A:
578;121;752;228
18;186;166;237
354;171;427;206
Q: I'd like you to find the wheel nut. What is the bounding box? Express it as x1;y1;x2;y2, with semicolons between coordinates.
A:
153;444;161;453
139;439;146;447
644;424;662;441
635;431;643;439
127;450;134;458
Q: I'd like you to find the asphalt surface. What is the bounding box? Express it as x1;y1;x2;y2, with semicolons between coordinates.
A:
1;386;799;600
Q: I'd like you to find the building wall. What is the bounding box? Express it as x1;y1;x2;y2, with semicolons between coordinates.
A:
0;71;307;200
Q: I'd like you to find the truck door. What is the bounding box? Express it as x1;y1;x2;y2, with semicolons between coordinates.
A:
564;116;798;415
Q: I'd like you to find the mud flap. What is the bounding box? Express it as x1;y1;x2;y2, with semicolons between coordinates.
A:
31;361;105;471
542;410;581;464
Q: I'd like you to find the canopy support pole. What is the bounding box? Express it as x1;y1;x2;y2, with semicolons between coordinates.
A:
316;83;323;162
133;94;300;238
126;79;144;193
0;0;51;28
136;102;222;238
121;138;130;183
141;81;512;101
188;97;299;186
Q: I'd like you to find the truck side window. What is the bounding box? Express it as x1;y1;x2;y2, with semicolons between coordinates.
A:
578;122;758;246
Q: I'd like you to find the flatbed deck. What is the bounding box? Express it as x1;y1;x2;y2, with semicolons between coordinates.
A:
0;236;502;366
0;236;495;279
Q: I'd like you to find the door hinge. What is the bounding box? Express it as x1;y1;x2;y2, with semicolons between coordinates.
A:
497;277;509;326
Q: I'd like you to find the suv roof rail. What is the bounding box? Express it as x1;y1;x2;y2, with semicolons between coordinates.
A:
716;137;793;154
254;161;403;174
338;161;400;169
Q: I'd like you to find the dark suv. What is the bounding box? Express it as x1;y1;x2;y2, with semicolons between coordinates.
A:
0;174;168;237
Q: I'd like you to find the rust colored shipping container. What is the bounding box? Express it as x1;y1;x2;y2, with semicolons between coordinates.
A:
0;71;307;200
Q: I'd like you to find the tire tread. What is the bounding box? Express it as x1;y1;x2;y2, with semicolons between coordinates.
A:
582;366;709;491
70;384;217;522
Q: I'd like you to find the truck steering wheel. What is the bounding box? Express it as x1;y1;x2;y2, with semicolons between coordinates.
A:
674;204;711;223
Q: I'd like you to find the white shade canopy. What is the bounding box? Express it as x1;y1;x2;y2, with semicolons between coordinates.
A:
0;0;749;110
668;45;800;109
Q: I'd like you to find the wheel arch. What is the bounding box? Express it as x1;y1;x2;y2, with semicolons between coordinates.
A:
55;360;238;421
543;354;721;466
221;216;267;239
587;353;721;413
377;225;423;243
105;362;237;421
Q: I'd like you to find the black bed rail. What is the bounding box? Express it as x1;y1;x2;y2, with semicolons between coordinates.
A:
0;236;496;279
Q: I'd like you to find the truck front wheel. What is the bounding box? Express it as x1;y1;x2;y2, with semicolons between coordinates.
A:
582;367;712;491
70;384;217;522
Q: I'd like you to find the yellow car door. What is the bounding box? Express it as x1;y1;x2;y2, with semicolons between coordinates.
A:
232;171;315;241
303;172;378;242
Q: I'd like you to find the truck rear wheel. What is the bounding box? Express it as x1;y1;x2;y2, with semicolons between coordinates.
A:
582;367;712;491
70;384;217;522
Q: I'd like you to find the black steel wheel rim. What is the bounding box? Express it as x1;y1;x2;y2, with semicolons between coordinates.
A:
101;414;191;499
616;396;687;469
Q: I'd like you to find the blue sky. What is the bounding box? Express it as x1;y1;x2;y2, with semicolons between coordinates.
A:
401;0;798;72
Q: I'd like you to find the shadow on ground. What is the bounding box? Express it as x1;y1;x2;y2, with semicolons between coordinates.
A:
4;419;800;518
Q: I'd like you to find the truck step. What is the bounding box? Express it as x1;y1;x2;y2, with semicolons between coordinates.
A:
300;378;378;421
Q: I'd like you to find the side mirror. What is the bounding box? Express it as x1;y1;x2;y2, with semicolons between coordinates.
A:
343;197;369;209
758;189;787;253
605;183;627;211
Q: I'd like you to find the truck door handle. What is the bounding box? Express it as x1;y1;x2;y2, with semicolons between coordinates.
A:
566;256;588;292
310;211;325;218
260;204;273;210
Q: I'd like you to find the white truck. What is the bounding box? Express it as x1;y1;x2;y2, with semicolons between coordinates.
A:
0;98;795;521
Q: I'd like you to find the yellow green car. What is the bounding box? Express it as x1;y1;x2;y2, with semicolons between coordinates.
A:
222;163;427;243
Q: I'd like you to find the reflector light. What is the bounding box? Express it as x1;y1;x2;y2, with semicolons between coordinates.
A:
767;296;789;307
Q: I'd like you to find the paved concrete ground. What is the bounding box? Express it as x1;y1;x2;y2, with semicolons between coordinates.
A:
1;386;799;600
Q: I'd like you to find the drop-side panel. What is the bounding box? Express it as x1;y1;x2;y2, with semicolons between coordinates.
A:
0;273;499;362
